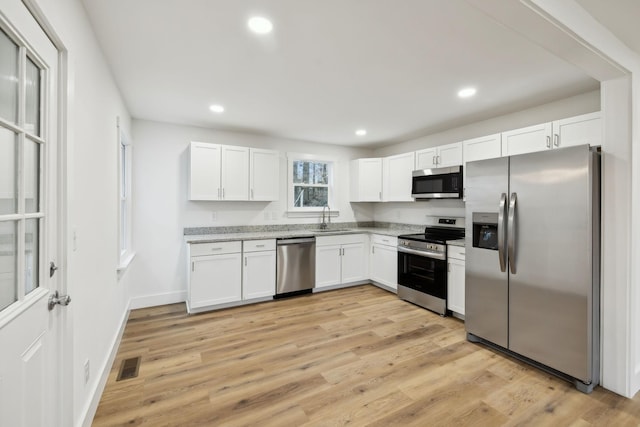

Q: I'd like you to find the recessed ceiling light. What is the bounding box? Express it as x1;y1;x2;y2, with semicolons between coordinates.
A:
458;87;477;98
209;104;225;113
355;129;367;136
248;16;273;34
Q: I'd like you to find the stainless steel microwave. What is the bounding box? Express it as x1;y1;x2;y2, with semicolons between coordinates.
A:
411;166;463;199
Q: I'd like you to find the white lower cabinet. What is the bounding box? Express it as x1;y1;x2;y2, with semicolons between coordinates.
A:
242;239;276;300
447;245;466;316
187;241;242;312
316;234;368;289
370;234;398;291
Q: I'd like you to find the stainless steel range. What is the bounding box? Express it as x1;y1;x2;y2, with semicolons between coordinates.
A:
397;217;465;315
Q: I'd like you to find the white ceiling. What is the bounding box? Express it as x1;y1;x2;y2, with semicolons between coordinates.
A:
81;0;602;148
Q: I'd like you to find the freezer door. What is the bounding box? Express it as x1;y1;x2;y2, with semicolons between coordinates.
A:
465;157;509;348
508;145;596;382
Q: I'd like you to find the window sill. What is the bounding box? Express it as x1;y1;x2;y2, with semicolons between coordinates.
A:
117;251;136;273
286;210;340;218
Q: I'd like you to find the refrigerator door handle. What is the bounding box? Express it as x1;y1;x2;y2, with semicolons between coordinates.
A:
508;192;517;274
498;193;508;272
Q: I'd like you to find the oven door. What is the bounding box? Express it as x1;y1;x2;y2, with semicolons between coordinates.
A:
397;248;447;299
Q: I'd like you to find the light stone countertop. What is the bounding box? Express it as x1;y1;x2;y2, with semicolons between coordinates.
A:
184;227;417;244
446;239;466;247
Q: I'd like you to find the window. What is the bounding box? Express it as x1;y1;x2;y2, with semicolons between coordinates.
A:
287;154;334;212
0;27;45;313
117;118;134;271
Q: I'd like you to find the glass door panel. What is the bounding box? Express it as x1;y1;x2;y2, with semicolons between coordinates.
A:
0;221;17;310
0;29;19;124
24;139;40;213
0;129;17;215
25;57;41;136
24;219;39;294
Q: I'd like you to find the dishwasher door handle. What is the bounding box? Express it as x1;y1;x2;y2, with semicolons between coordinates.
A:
277;238;316;245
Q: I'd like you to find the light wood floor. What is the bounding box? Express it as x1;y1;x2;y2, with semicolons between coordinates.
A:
93;285;640;426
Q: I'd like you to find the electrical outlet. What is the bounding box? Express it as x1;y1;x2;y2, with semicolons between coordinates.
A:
84;359;90;384
72;228;78;252
211;212;217;221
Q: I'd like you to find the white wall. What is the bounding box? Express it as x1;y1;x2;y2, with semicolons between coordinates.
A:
34;0;133;425
128;119;373;308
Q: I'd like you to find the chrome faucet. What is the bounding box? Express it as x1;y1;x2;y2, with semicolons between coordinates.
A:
321;205;330;229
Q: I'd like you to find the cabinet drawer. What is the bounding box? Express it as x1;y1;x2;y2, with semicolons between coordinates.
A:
316;233;367;246
448;245;466;260
371;234;397;247
243;239;276;252
190;241;241;256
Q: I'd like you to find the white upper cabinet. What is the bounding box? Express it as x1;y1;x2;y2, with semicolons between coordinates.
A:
415;142;462;170
552;111;602;149
221;145;249;200
415;147;438;169
502;111;601;157
383;152;415;201
463;133;502;163
436;142;463;167
189;142;281;201
250;148;280;201
350;158;383;202
501;122;553;157
189;142;222;200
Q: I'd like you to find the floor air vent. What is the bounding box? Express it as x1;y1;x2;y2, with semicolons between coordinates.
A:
116;356;141;381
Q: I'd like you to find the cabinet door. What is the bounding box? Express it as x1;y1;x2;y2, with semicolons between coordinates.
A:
463;134;501;163
350;158;382;202
250;148;280;201
383;152;415;202
447;258;465;315
189;142;221;200
552;112;601;149
370;244;398;291
437;142;463;167
415;147;438;170
243;250;276;299
501;123;552;157
221;145;249;200
316;245;342;288
189;253;241;308
341;242;368;283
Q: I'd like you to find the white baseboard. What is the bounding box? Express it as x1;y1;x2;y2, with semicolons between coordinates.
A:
369;281;398;294
129;290;187;310
79;301;130;427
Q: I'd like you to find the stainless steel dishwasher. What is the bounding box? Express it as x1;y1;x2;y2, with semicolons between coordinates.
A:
275;236;316;297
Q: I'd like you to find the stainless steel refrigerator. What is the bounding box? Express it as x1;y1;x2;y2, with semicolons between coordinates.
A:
465;144;600;393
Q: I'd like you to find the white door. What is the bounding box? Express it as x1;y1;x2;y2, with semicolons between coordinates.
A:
0;1;65;426
341;242;367;283
415;147;438;170
437;142;463;167
242;250;276;299
315;244;341;288
189;142;221;200
501;122;552;156
221;145;249;200
383;152;415;202
250;148;279;201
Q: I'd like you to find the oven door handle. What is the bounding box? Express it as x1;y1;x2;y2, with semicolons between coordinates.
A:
498;192;507;272
397;246;446;261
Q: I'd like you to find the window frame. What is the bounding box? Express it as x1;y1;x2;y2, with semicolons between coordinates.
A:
117;117;134;272
287;153;336;213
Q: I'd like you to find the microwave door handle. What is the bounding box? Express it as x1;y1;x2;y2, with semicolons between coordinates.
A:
508;192;517;274
498;193;507;272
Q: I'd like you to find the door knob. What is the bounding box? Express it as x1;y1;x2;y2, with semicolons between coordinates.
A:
48;290;71;311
